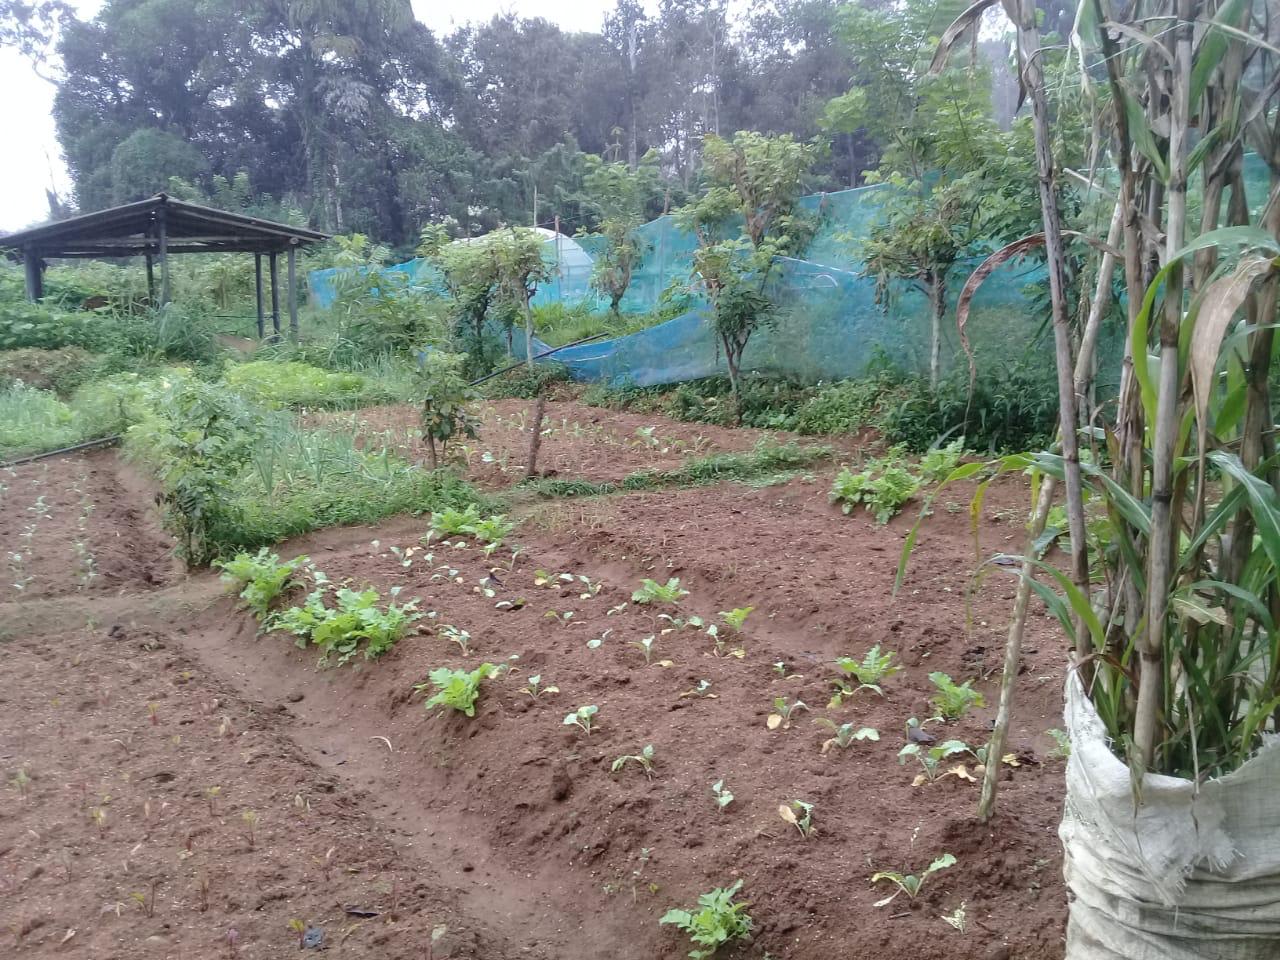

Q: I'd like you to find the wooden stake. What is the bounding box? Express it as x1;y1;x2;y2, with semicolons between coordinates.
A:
525;390;548;479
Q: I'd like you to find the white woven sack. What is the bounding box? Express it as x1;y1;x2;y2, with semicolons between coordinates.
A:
1061;673;1280;959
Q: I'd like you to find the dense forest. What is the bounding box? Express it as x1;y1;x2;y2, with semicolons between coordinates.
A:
33;0;1023;248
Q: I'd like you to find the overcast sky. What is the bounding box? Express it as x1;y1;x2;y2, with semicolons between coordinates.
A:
0;0;633;232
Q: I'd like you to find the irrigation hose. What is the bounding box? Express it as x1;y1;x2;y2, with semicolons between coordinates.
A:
0;435;122;469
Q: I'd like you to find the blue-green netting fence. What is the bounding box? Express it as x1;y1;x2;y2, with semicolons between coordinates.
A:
308;182;1063;387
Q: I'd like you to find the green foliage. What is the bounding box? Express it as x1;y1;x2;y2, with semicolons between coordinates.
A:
428;504;513;549
562;704;599;735
928;672;985;720
0;347;98;393
1047;728;1071;761
659;880;753;960
719;607;754;632
582;155;661;315
710;779;733;810
224;361;395;409
417;663;500;717
814;719;880;752
830;458;921;524
417;351;477;468
611;744;656;778
272;584;421;666
631;578;689;605
898;739;977;783
0;382;85;460
792;374;901;435
871;854;956;907
918;438;966;484
214;549;308;620
830;646;901;703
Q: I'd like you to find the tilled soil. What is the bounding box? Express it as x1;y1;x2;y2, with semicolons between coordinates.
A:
1;410;1069;960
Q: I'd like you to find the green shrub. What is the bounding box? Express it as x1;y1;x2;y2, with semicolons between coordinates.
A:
482;361;571;400
829;456;922;524
224;360;390;409
214;548;309;620
793;374;904;435
0;383;86;459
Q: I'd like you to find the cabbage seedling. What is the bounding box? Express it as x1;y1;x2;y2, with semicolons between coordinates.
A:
563;704;598;735
522;675;559;698
814;719;879;753
711;779;733;810
416;664;499;717
829;646;901;705
928;672;985;720
611;744;656;778
778;799;815;838
659;879;752;959
719;607;754;631
631;577;689;606
630;636;657;664
766;696;808;730
897;740;976;785
871;853;956;906
439;624;472;656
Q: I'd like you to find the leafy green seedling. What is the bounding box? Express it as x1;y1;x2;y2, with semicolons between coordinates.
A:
928;672;986;720
718;606;754;632
814;719;879;753
587;629;611;649
439;624;472;656
9;768;31;799
632;577;689;606
630;635;657;664
871;854;956;906
941;902;967;932
416;664;499;717
778;799;815;838
659;879;752;960
428;505;483;539
766;696;809;730
1046;728;1071;760
545;610;577;626
241;810;259;849
711;779;733;811
918;438;965;484
611;745;656;778
522;675;559;698
898;740;977;785
214;549;309;621
829;645;901;705
563;704;598;736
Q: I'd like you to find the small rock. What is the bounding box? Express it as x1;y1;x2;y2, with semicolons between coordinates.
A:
549;769;572;802
983;945;1011;960
287;692;304;703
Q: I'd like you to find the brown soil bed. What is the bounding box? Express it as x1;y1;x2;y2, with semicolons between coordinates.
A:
0;449;180;603
309;397;820;488
2;404;1068;960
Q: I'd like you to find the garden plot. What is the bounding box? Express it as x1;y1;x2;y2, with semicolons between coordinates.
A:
0;450;179;602
173;474;1068;960
2;415;1069;960
311;397;801;487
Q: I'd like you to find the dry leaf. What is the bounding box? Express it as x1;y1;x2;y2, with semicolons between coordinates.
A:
1001;753;1021;767
911;773;927;787
766;714;783;730
777;804;797;825
656;659;674;668
945;764;977;782
60;929;76;944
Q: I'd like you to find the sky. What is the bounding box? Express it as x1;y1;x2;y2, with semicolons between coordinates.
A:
0;0;632;232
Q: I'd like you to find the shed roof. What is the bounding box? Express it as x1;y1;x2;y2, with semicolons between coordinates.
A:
0;194;329;259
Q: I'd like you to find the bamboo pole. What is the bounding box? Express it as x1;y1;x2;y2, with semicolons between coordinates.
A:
978;196;1122;821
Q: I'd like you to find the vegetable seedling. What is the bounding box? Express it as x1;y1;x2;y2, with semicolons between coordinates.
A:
659;879;752;959
719;606;754;632
814;719;879;753
611;744;656;778
928;672;985;720
416;664;500;717
241;810;259;849
766;696;808;730
829;645;901;705
778;799;815;838
631;578;689;606
897;740;978;786
438;624;472;656
711;779;733;811
871;853;956;906
563;705;598;736
630;636;657;664
521;675;559;698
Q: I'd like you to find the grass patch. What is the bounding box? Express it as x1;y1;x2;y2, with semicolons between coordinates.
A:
224;359;410;410
520;439;832;499
0;382;89;460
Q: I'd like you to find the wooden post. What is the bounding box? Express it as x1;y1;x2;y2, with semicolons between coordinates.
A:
525;389;548;479
268;250;280;340
23;248;43;301
254;253;265;339
287;243;298;340
145;253;155;303
157;207;171;305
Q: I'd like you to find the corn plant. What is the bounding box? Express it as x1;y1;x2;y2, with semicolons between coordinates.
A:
814;719;879;753
659;879;752;960
563;704;598;735
871;854;955;906
611;744;656;778
416;663;499;717
927;672;984;720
